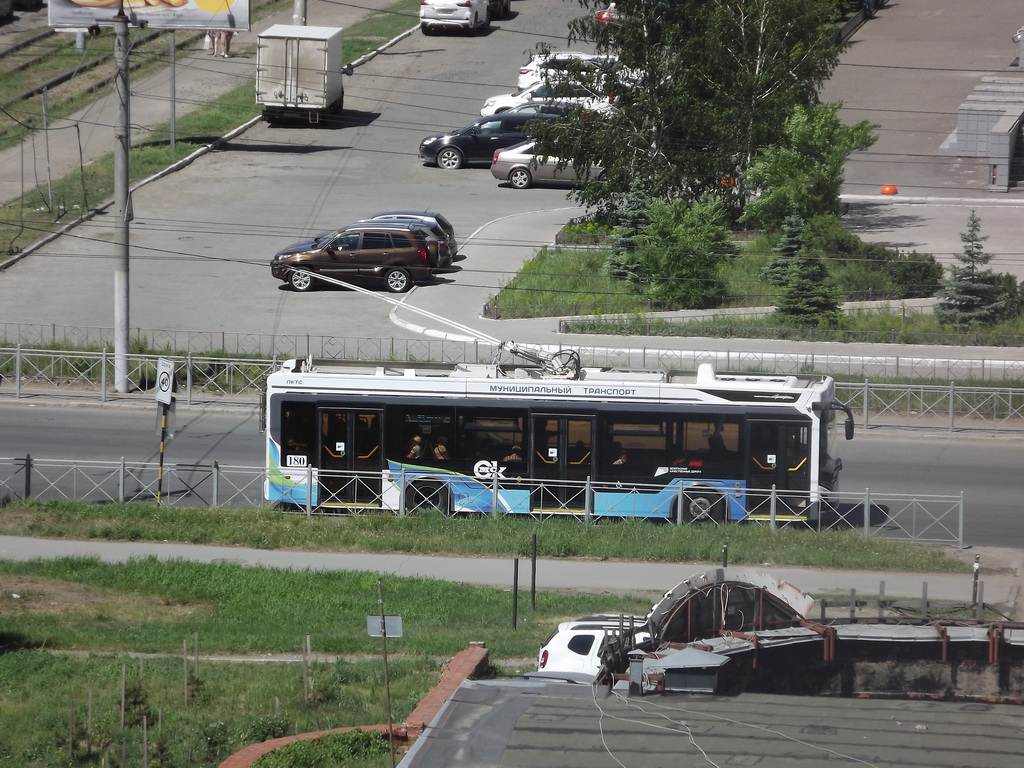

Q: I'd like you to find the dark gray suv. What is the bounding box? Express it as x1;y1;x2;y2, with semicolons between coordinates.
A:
418;113;558;170
342;219;453;269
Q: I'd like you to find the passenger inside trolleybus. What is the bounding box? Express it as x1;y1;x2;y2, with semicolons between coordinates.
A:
503;445;524;462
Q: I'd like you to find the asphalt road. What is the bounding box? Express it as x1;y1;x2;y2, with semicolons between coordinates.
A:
1;402;1020;549
1;1;1023;547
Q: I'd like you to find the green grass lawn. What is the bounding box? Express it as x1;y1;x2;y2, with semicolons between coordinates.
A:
0;492;969;766
1;500;969;572
0;549;649;767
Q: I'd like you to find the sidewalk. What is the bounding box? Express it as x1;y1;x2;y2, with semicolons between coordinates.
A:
1;535;1020;619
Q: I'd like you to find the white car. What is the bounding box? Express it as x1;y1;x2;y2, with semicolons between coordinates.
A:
419;0;490;35
536;616;649;680
518;51;610;90
480;80;614;116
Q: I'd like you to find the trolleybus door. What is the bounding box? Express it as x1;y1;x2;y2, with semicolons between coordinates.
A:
529;415;594;512
318;409;383;505
746;420;811;518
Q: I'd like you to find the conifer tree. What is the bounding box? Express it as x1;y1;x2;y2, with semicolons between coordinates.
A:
777;248;840;327
934;211;1009;329
762;212;804;287
605;180;652;280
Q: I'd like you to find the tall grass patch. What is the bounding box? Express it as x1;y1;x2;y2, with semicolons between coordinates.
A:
0;501;968;573
489;246;655;318
0;649;429;768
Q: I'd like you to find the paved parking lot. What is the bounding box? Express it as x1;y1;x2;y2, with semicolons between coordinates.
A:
2;0;1023;350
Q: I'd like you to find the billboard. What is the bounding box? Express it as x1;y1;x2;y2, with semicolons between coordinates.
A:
49;0;250;31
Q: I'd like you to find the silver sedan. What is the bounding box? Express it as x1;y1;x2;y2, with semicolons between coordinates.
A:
490;141;603;189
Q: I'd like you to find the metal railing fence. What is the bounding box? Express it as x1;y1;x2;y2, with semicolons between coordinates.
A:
0;326;496;363
0;347;270;404
0;458;964;546
5;323;1024;382
4;346;1024;431
836;381;1024;429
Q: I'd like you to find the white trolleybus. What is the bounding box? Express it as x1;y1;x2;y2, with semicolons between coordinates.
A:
263;353;854;523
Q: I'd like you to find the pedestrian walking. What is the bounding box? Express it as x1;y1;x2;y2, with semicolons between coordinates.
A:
214;29;234;58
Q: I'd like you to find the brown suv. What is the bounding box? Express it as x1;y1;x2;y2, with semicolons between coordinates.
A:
271;224;432;293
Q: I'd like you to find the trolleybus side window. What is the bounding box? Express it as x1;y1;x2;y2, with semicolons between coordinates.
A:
459;411;525;464
601;417;667;476
281;401;316;467
398;408;455;464
601;415;743;478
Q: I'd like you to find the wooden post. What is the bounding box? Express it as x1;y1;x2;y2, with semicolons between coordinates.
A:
512;558;519;630
120;664;126;728
183;639;188;705
302;635;310;701
530;533;537;610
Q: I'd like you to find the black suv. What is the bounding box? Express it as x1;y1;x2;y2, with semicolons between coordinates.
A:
418;113;557;170
271;224;432;293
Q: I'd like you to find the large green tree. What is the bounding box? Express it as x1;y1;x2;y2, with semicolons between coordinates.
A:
627;196;736;307
535;0;845;214
742;104;876;230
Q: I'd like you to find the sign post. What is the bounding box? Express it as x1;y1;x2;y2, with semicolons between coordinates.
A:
155;358;175;505
368;580;402;768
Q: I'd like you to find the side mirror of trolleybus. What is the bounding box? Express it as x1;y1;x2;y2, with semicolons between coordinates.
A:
833;402;855;440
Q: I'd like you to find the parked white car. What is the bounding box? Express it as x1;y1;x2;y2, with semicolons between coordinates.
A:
481;80;614;116
419;0;490;35
536;616;648;680
518;51;612;90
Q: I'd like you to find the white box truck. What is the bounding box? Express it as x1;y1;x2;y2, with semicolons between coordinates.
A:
256;25;347;123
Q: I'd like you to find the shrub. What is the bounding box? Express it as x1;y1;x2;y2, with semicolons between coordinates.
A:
253;730;389;768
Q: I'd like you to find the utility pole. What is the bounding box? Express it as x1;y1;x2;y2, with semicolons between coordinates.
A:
113;4;131;393
292;0;306;26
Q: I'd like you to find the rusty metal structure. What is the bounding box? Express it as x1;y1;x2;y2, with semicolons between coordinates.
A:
601;568;1024;702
